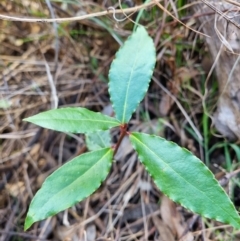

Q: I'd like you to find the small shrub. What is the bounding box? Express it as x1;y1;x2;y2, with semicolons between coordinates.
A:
24;26;240;230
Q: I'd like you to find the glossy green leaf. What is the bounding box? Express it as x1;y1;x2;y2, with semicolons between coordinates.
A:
130;132;240;229
24;107;120;133
86;130;111;151
108;26;156;123
25;148;113;230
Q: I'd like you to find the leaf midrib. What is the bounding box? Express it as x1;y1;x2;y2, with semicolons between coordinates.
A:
121;35;143;123
27;118;120;125
131;134;239;224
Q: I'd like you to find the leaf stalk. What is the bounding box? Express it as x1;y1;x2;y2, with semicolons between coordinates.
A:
113;124;128;156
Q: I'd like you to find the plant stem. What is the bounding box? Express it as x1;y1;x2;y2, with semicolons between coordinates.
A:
113;124;128;156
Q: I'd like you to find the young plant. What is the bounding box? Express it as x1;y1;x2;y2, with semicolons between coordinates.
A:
24;26;240;230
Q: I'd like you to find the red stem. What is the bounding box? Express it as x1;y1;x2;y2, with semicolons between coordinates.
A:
113;124;128;156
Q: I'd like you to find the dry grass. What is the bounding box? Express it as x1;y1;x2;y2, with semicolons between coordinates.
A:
1;0;240;240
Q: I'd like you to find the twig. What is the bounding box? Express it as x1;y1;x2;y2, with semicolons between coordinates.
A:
0;0;160;22
78;170;140;227
0;0;209;38
0;202;18;241
219;167;240;186
153;0;209;37
41;51;58;109
0;230;50;240
45;0;59;73
152;76;203;142
224;0;240;8
200;0;240;29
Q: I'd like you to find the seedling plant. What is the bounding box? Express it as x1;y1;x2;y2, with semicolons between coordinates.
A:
24;26;240;230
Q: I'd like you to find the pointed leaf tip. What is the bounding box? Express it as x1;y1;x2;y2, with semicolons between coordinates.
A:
109;26;156;123
24;215;34;230
130;132;240;229
25;148;114;228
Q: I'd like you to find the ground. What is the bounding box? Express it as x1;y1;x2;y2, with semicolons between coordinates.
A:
1;0;240;240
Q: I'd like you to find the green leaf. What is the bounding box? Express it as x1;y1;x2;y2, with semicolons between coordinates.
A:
129;132;240;229
24;148;113;230
0;99;11;109
86;130;111;151
108;26;156;123
24;107;120;133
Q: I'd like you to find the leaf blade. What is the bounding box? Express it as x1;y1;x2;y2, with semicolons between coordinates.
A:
130;132;240;229
24;148;113;230
109;26;156;123
24;107;120;133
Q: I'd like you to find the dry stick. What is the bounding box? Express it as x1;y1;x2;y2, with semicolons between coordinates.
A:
0;231;50;241
206;21;240;115
192;224;232;235
0;0;208;37
79;170;140;227
153;0;209;37
41;51;58;109
45;0;59;73
154;0;168;46
181;9;239;22
200;0;240;29
0;0;160;22
202;44;223;103
219;167;240;186
224;0;240;8
152;76;203;142
221;47;240;101
141;191;148;240
0;202;18;241
106;179;139;233
37;218;52;241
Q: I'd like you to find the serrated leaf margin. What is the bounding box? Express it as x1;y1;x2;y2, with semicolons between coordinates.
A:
129;132;240;229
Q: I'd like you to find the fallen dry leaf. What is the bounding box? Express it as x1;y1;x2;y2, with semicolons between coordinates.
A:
152;215;175;241
160;195;194;241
